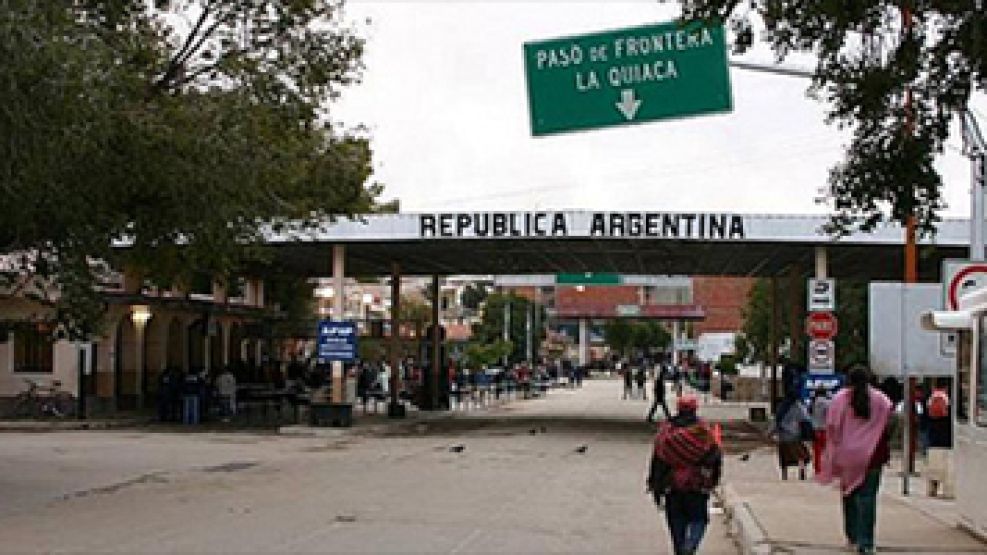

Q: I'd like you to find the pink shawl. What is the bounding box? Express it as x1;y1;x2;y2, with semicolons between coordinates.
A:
816;386;892;495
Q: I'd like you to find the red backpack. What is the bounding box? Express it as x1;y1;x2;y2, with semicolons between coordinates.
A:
927;390;949;419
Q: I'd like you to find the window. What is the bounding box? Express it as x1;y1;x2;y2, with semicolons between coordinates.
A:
13;324;54;373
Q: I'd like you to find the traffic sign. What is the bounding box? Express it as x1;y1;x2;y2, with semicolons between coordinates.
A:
800;372;843;400
523;20;732;136
317;320;358;362
807;340;835;371
942;259;987;310
807;278;836;312
556;272;621;285
806;312;838;341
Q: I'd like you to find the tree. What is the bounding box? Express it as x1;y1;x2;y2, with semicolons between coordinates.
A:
738;279;792;364
681;2;987;237
1;1;383;338
460;283;489;311
471;293;545;364
738;277;869;370
603;319;635;357
834;280;869;369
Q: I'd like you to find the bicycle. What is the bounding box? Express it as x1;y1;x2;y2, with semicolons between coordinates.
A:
7;378;76;419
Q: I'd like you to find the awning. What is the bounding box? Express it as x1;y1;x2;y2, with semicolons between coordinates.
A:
920;310;971;331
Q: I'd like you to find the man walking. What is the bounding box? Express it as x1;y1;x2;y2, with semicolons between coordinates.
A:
646;395;722;555
647;364;671;423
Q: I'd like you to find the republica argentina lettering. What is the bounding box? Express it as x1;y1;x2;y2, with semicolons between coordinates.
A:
419;212;745;240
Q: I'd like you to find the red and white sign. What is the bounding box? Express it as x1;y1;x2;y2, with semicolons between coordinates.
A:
943;261;987;310
806;311;838;341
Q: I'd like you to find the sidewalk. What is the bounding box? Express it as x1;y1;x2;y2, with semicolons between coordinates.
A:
719;446;986;554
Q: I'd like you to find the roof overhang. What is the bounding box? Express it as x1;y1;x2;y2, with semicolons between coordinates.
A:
254;211;972;280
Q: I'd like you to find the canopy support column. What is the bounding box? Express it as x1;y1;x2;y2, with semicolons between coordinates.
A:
331;245;345;404
578;318;589;368
388;263;404;418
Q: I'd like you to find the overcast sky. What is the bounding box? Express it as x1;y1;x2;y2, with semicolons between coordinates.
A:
334;1;987;219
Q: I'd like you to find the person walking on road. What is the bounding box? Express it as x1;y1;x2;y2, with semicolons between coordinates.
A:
772;389;811;480
817;365;893;555
925;379;953;497
622;363;633;400
647;365;671;423
635;367;648;400
810;385;832;475
646;394;722;555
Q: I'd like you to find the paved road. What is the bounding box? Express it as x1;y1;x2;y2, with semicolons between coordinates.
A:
0;379;737;553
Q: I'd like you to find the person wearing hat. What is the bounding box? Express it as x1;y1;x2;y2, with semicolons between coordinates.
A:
646;394;722;555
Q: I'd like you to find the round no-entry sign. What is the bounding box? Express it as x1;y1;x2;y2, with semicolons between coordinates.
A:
806;311;838;341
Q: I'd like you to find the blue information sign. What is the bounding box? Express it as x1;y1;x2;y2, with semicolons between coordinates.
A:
317;320;357;362
801;373;844;401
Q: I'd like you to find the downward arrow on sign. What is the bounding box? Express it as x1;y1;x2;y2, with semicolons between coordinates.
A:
615;89;641;120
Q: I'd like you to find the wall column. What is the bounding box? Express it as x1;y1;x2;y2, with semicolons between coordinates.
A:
331;245;346;404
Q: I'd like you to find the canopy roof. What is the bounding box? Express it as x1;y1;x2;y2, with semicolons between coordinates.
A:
264;211;971;281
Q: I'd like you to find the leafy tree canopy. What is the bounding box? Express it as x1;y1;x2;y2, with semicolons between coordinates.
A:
471;293;546;365
1;1;383;338
682;1;987;236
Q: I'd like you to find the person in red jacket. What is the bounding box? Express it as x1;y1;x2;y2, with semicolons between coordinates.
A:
646;395;723;555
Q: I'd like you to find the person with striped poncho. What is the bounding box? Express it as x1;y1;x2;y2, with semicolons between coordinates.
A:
646;394;722;555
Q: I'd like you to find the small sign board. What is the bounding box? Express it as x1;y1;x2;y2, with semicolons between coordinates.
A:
807;339;835;371
808;278;836;312
317;320;357;362
616;304;642;317
523;20;732;135
800;372;844;401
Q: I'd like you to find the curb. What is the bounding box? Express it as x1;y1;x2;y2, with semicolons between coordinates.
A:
719;484;773;555
0;419;143;432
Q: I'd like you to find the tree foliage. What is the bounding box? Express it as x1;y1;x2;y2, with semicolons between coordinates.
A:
471;293;546;364
681;1;987;236
1;1;382;337
604;319;671;358
737;277;868;370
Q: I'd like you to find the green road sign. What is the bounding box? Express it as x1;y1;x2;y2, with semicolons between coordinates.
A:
524;20;732;136
556;273;621;285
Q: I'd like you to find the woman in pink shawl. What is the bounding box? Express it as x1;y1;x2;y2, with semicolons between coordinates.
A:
817;366;892;555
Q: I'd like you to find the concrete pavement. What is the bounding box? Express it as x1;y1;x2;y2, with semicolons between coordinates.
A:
720;446;986;554
0;378;738;553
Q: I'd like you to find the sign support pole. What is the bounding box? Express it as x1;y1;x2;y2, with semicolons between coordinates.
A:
331;245;345;404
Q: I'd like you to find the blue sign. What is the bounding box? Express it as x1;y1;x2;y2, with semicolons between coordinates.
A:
317;320;357;361
801;372;844;401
